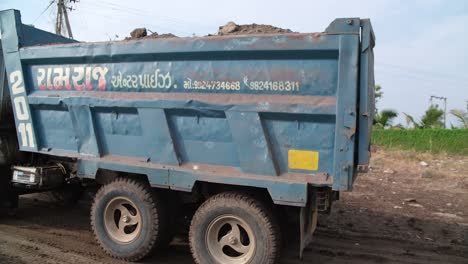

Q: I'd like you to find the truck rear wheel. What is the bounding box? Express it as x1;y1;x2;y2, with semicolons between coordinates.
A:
189;192;281;264
90;178;166;261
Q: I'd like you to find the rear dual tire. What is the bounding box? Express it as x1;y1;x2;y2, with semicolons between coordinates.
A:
91;182;281;264
189;192;281;264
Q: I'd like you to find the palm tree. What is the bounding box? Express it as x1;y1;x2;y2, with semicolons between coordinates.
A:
421;105;444;128
374;109;398;128
450;109;468;128
404;105;444;129
403;112;421;129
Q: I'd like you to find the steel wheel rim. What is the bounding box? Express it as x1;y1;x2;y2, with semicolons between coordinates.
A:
206;214;256;264
104;196;142;244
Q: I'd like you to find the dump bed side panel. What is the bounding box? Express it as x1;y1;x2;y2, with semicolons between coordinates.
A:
0;10;374;206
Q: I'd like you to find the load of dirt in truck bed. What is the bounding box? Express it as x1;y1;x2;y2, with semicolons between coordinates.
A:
125;22;294;40
125;27;178;40
217;21;293;35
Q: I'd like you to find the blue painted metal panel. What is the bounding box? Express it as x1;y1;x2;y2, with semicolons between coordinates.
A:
357;19;376;169
260;113;336;175
227;111;278;176
332;35;359;190
93;107;145;158
68;105;100;157
0;9;375;206
23;60;338;96
31;105;77;152
166;109;238;166
138;108;180;165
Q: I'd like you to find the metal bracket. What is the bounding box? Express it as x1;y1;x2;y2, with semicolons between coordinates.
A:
299;189;318;259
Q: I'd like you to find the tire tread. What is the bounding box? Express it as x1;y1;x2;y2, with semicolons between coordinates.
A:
189;192;281;264
90;178;162;261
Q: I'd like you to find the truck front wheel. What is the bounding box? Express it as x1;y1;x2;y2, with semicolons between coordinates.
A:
189;192;281;264
90;178;166;261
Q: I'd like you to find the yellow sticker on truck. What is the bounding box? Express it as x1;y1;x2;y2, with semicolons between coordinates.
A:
288;149;319;171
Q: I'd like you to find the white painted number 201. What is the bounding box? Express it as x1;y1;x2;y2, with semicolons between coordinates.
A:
10;71;35;148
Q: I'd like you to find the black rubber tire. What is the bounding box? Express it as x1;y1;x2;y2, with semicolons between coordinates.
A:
189;192;281;264
90;178;167;261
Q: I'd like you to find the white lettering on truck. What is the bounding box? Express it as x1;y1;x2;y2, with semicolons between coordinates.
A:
10;71;35;148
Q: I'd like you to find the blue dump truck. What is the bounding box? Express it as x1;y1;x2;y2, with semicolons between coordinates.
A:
0;9;375;264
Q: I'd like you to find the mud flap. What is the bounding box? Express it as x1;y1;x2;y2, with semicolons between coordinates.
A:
299;190;318;259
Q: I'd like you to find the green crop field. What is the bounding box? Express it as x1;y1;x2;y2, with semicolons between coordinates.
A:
371;129;468;155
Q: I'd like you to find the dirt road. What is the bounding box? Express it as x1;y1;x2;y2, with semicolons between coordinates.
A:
0;149;467;263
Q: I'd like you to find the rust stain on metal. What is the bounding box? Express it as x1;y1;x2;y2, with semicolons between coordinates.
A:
286;34;307;41
274;43;289;49
85;155;333;186
27;33;329;48
343;126;356;139
31;91;337;107
242;67;300;80
310;33;325;43
269;69;299;80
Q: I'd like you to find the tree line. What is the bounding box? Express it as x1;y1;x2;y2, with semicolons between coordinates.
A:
373;85;468;129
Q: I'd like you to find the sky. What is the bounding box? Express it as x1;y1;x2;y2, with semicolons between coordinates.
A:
1;0;467;127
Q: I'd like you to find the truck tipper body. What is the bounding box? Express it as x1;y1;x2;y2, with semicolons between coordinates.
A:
0;9;375;263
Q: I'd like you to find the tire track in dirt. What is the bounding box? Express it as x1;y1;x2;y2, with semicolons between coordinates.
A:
1;148;467;264
298;229;468;264
0;203;467;264
0;228;109;264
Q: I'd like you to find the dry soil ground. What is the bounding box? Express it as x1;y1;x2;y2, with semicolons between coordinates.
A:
0;148;467;264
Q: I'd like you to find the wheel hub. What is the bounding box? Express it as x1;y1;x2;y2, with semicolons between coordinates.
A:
122;215;130;223
103;197;142;244
206;215;256;264
228;236;237;245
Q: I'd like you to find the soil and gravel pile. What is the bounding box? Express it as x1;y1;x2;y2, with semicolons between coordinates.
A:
125;21;294;40
125;27;178;40
217;21;293;35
